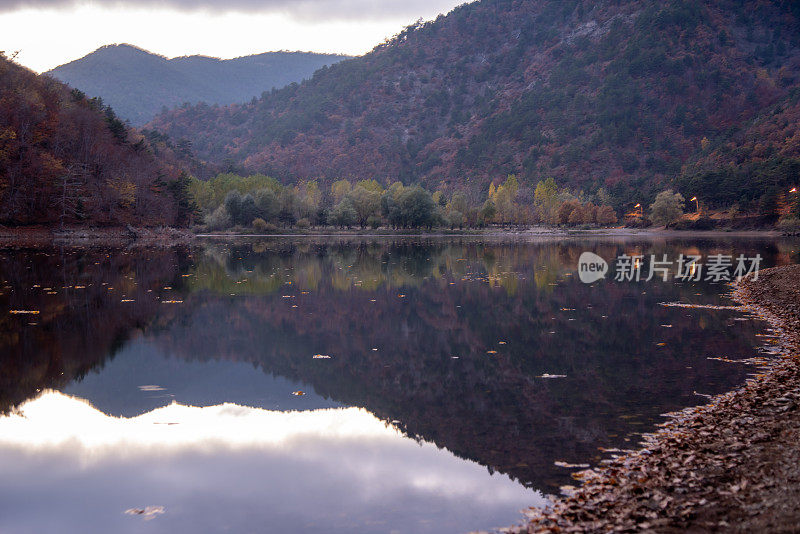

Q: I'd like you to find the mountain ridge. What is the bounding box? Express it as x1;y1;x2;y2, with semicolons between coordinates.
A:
147;0;800;210
47;44;350;126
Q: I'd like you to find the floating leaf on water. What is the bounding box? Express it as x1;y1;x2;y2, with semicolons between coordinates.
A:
398;294;405;298
660;324;673;328
498;341;507;345
124;506;165;521
291;391;305;396
656;342;667;346
486;350;498;354
161;300;183;304
312;354;331;359
554;461;590;469
138;385;165;392
9;310;39;314
539;373;567;379
659;302;740;310
120;299;135;303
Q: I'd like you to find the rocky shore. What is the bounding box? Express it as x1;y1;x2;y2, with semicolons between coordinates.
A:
518;264;800;533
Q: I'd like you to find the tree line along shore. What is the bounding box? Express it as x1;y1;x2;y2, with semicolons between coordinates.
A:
186;172;800;234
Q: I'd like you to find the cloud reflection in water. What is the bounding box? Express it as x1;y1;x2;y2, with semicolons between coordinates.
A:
0;391;543;533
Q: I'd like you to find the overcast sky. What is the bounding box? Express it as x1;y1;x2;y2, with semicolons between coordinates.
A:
0;0;467;72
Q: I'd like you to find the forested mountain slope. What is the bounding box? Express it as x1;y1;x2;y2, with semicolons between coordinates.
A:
0;54;192;227
148;0;800;206
48;44;349;126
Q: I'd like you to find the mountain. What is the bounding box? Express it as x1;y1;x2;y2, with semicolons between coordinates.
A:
147;0;800;209
47;44;349;126
0;54;191;227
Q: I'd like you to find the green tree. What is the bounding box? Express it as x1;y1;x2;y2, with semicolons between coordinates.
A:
447;192;468;215
278;189;297;227
348;185;382;227
295;180;321;224
330;198;357;227
479;198;496;226
254;188;280;222
398;186;436;228
494;174;519;226
649;190;685;226
356;179;384;194
381;182;405;227
534;177;559;224
331;180;352;204
447;210;465;229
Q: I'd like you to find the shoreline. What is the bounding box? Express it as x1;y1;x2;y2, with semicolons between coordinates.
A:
0;225;786;247
518;265;800;533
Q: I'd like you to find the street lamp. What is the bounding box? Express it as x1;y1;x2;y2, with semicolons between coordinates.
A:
690;196;699;212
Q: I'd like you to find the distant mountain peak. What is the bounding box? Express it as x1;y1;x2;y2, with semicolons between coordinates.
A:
47;45;350;126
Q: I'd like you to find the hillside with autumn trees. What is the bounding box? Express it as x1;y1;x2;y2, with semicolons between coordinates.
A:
148;0;800;214
0;54;195;227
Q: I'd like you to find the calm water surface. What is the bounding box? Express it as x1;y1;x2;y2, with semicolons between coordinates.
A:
1;236;797;533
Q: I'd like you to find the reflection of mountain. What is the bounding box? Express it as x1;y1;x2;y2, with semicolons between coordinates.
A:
0;247;188;412
63;338;342;417
0;239;782;491
152;239;772;488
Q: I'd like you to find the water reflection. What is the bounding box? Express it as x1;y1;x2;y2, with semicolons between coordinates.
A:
0;237;798;532
0;391;540;534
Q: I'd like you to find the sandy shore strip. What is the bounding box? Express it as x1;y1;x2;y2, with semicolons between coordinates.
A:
516;264;800;533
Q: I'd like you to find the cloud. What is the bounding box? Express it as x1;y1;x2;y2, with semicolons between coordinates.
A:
0;0;462;21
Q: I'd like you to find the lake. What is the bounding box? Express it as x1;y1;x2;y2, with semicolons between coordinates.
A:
0;236;796;533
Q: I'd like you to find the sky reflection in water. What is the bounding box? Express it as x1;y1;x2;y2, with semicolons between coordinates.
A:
0;390;541;534
1;236;798;533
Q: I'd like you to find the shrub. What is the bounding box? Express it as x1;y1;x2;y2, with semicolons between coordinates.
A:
778;216;800;235
204;205;231;231
252;218;268;232
367;215;382;229
296;218;311;229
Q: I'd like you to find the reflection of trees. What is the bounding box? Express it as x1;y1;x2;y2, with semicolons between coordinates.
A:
0;247;186;413
153;239;768;489
0;238;786;491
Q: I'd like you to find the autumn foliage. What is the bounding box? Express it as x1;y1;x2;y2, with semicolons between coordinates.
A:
0;55;191;227
148;0;800;211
